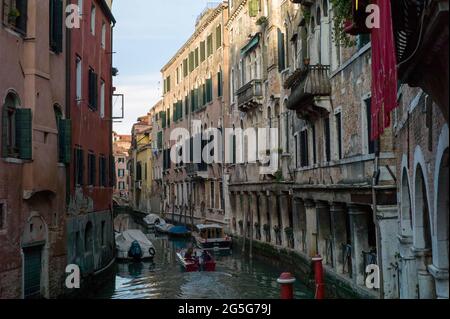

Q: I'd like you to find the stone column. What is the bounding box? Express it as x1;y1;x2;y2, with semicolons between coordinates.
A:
279;193;291;248
304;199;318;257
330;203;348;275
236;192;243;236
250;192;258;240
269;192;279;246
258;192;268;242
293;198;304;251
398;234;418;298
242;192;250;239
376;205;400;299
316;201;331;265
348;205;370;286
413;248;436;299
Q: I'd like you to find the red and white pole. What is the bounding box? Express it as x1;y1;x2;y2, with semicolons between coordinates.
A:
312;255;325;299
277;272;296;299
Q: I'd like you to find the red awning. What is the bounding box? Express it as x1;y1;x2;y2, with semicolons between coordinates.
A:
370;0;398;141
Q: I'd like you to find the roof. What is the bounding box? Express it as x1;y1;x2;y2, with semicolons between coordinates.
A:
196;224;223;230
98;0;116;24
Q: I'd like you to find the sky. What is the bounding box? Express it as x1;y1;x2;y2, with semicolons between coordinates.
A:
111;0;214;135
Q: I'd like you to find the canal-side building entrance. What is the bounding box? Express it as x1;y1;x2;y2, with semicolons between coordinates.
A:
23;245;43;299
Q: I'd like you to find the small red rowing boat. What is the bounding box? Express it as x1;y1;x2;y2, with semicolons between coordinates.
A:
176;249;216;272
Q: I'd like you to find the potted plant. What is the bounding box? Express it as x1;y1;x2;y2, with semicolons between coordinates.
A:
329;0;356;47
8;8;20;24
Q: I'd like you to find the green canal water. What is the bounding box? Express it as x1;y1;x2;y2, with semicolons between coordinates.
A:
89;215;314;299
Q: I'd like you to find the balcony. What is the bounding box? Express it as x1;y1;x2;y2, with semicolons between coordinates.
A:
285;64;331;119
186;163;208;179
236;79;264;112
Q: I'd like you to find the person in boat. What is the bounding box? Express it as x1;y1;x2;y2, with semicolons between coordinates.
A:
184;247;194;260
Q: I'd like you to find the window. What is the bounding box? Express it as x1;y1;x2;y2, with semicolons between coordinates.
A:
99;155;107;187
335;112;343;160
76;57;82;103
3;0;28;34
216;24;222;49
183;58;188;76
118;157;125;163
324;117;331;162
312;124;317;164
118;181;125;190
207;34;213;57
90;5;96;35
364;98;376;154
101;22;106;48
74;148;84;186
210;181;215;209
323;0;329;17
200;41;206;62
219;182;224;209
189;51;194;72
195;47;199;68
54;105;71;164
217;70;223;97
101;221;106;246
294;134;299;167
0;203;4;230
277;28;286;71
206;78;213;103
300;130;309;167
88;153;96;186
78;0;83;16
88;68;98;110
2;93;32;160
49;0;63;53
118;169;125;177
100;80;105;118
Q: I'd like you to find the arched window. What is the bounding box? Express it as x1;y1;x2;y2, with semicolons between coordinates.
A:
316;6;321;25
323;0;329;17
2;92;23;159
401;169;412;237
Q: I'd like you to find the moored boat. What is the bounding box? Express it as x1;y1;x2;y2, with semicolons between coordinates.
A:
143;214;165;231
155;221;174;234
115;229;156;261
193;224;232;251
168;225;191;238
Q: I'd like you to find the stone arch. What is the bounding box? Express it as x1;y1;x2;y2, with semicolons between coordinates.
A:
413;162;432;250
433;124;449;271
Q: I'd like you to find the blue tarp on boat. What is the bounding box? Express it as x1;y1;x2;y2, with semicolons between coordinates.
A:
168;226;190;235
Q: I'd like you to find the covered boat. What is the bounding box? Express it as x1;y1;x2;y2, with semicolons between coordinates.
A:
168;225;191;238
193;224;232;251
143;214;165;230
155;222;174;234
115;229;156;261
176;248;216;272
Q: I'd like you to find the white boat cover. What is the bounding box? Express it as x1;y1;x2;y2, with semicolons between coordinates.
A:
115;230;155;258
143;214;165;226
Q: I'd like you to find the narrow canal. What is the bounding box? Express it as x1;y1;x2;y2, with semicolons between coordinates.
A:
88;214;314;299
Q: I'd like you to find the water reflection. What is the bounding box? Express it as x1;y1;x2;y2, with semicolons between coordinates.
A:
91;214;313;299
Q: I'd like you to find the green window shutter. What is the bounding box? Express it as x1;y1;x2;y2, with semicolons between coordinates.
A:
157;131;163;149
208;78;213;102
161;111;166;129
167;76;171;92
167;109;170;127
183;59;188;77
16;0;28;35
195;48;199;68
277;28;286;71
200;41;206;62
2;106;8;157
15;108;32;160
58;119;72;164
249;0;259;17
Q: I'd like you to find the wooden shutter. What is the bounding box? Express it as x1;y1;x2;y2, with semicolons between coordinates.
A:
58;119;72;164
161;111;166;129
277;28;286;71
249;0;259;17
109;155;115;187
200;41;206;62
216;25;222;49
15;108;32;160
93;72;98;110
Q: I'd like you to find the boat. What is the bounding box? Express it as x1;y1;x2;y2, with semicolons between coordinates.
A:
143;214;165;231
176;248;216;272
167;225;191;238
193;224;232;251
155;222;174;234
115;229;156;261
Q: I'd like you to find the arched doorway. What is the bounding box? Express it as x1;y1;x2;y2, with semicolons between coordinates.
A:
414;165;435;298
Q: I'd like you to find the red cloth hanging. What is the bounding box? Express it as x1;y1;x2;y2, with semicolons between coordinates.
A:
370;0;398;141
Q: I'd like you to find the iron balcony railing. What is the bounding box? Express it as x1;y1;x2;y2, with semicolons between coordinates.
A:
236;79;264;112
